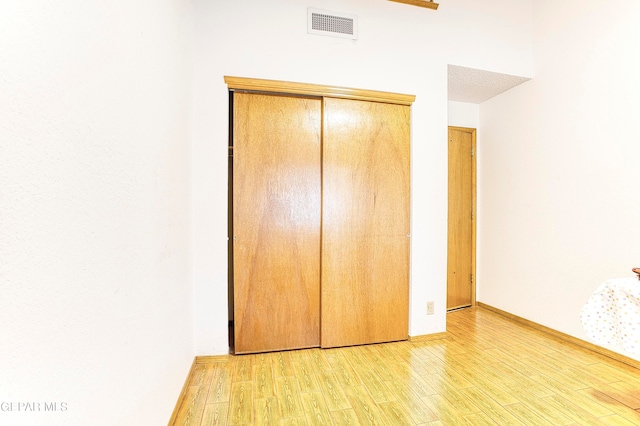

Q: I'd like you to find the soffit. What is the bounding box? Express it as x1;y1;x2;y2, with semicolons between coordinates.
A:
448;65;531;104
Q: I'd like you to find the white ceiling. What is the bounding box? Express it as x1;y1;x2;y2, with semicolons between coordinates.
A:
448;65;531;104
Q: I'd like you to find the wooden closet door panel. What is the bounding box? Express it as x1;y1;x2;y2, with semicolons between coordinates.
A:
321;98;410;348
447;127;474;310
233;93;321;354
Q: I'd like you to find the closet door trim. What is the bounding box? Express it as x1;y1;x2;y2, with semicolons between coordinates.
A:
225;76;415;106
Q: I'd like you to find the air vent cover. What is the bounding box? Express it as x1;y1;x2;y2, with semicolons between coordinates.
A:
308;8;358;40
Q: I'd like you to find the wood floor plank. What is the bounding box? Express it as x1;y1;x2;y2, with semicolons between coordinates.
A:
306;347;333;372
407;352;444;376
504;403;556;426
564;388;618;417
565;364;617;388
331;408;361;425
402;371;439;397
463;412;499;425
615;407;640;424
274;376;304;419
437;384;481;416
518;354;588;388
316;370;352;411
500;355;558;380
378;340;414;363
438;365;476;390
300;391;333;426
597;380;640;409
327;352;361;387
171;307;640;426
486;362;555;400
452;360;520;406
540;394;604;426
228;381;253;425
252;352;272;365
362;348;397;382
598;414;640;425
272;352;294;378
352;365;396;404
174;386;207;426
588;388;640;424
458;387;524;425
253;363;275;399
378;400;415;424
291;358;320;393
233;356;253;383
287;349;307;363
444;349;495;371
201;402;229;426
585;362;640;384
207;365;232;403
189;363;217;387
343;385;392;425
254;397;279;426
482;347;519;364
384;379;439;423
277;417;305;426
421;394;467;425
510;393;575;425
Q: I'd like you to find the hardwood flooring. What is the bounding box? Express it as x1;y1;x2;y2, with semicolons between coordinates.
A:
171;307;640;425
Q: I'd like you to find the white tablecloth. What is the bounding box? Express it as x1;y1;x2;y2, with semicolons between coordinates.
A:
580;277;640;356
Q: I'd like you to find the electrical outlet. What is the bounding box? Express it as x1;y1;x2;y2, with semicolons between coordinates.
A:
426;301;434;315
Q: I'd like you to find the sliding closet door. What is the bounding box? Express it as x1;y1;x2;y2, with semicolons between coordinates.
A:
233;92;321;354
321;98;410;348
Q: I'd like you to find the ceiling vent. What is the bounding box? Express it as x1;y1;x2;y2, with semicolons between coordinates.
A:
307;8;358;40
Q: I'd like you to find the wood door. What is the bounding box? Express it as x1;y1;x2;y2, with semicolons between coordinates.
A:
232;92;322;354
447;126;476;310
321;98;410;348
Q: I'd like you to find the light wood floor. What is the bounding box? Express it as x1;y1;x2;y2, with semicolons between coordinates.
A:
171;307;640;425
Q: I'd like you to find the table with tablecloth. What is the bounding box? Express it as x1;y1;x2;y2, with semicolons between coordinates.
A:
580;277;640;357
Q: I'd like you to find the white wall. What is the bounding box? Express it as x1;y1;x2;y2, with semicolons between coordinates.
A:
448;101;480;128
0;1;195;425
479;0;640;358
192;0;533;354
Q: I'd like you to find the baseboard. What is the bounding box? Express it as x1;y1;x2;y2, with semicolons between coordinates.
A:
477;302;640;371
196;355;230;364
409;332;448;342
167;357;196;426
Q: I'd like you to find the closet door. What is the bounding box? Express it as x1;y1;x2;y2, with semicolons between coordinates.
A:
233;92;321;354
321;98;410;348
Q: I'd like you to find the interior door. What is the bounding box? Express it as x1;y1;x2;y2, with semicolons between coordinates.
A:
232;92;322;353
447;126;476;310
321;97;410;348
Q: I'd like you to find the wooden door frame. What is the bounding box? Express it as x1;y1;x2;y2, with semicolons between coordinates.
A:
447;126;477;309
